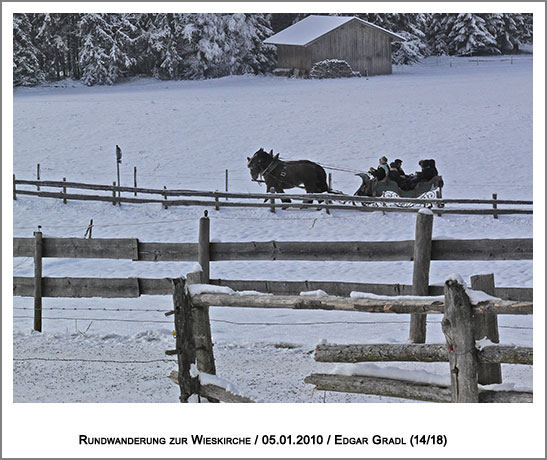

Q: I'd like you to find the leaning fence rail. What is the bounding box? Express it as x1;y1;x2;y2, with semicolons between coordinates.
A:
13;177;533;216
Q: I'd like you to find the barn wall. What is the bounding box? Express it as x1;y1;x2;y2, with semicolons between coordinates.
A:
308;20;393;76
276;45;311;70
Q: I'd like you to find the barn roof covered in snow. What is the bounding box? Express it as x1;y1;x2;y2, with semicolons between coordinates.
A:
264;15;405;46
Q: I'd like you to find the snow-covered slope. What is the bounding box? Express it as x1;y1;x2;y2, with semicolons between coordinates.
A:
11;56;533;404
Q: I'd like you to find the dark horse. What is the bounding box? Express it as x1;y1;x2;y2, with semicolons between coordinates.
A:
247;148;331;203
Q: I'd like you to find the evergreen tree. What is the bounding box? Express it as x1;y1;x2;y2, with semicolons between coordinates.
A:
427;13;450;55
78;14;113;85
447;13;498;56
13;13;44;86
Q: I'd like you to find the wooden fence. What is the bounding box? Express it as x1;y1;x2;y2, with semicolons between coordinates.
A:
13;212;533;340
170;272;532;403
304;278;533;403
13;177;533;217
12;212;533;402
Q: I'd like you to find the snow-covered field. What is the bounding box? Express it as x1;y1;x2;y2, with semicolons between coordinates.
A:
10;56;534;405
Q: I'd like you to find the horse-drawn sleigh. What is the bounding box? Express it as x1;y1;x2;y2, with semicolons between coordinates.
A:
247;148;443;207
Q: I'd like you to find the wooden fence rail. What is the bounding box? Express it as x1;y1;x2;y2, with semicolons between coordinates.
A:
13;177;533;216
304;279;533;403
13;237;533;261
12;276;533;302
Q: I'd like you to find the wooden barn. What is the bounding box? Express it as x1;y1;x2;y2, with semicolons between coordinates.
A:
264;15;405;77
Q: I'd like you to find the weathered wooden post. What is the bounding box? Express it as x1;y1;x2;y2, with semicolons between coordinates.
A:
470;273;502;384
198;211;210;283
214;192;220;211
163;186;168;209
133;166;137;196
33;229;43;332
225;169;229;198
112;181;117;205
171;278;199;402
269;187;276;213
13;174;16;200
62;177;67;204
492;193;498;219
186;270;218;403
37;164;40;191
442;278;480;402
409;209;433;343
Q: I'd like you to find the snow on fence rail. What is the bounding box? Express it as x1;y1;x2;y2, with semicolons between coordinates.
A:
13;177;533;217
304;279;533;403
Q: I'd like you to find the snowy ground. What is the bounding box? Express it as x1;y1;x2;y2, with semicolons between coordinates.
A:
10;55;534;404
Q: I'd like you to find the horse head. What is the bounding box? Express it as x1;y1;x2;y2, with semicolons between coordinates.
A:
247;148;274;181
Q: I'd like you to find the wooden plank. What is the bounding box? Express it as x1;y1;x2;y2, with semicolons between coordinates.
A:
442;279;479;402
138;278;174;295
210;278;416;297
304;373;452;403
432;238;533;260
200;384;255;403
478;391;532;403
314;343;532;365
42;238;139;259
493;287;533;302
13;238;34;257
138;242;197;261
210;240;414;261
13;277;139;298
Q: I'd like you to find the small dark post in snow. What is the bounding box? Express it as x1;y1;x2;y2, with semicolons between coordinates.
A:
442;278;480;402
163;186;168;209
115;145;122;200
470;273;502;384
409;209;433;343
13;174;16;200
198;211;210;283
84;219;93;239
37;164;40;191
326;173;332;215
269;187;276;213
214;192;220;211
225;169;229;200
112;181;117;205
492;193;498;219
62;177;67;204
133;166;137;196
33;229;43;332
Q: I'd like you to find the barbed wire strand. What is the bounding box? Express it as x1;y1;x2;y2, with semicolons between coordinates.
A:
13;357;175;364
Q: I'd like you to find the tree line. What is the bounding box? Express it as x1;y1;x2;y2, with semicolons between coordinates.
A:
14;13;533;87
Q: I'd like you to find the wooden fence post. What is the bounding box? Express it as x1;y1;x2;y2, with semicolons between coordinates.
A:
269;187;276;213
134;167;137;196
112;181;117;205
13;174;16;200
409;209;433;343
470;274;502;384
33;230;43;332
171;278;199;402
492;193;498;219
62;177;67;204
37;164;40;191
163;186;168;209
442;278;480;402
225;169;228;197
198;211;210;283
214;192;220;211
326;173;332;215
186;270;218;403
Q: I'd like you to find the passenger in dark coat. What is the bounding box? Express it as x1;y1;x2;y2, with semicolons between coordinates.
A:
408;159;438;188
369;156;389;181
388;161;411;190
393;159;406;176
